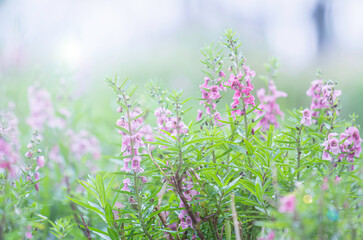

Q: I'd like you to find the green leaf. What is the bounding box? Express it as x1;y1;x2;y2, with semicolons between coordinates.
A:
225;219;231;240
67;197;104;216
107;227;118;240
105;202;114;224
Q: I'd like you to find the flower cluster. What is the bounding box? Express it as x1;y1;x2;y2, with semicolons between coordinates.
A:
322;127;362;169
154;105;202;234
67;129;101;160
225;64;256;119
116;107;146;175
0;102;19;150
0;103;20;175
154;107;188;136
27;86;67;130
306;80;341;119
0;137;18;175
24;132;46;191
256;80;287;131
178;172;201;230
197;74;226;125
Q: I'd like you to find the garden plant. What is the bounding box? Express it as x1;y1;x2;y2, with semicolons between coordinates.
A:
0;29;362;239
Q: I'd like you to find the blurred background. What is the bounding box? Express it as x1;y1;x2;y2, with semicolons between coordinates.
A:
1;0;363;130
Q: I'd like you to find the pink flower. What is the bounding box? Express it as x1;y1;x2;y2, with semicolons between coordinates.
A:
68;130;101;160
49;145;63;163
306;80;341;119
36;156;45;168
328;138;340;155
346;127;362;146
0;138;18;175
322;150;332;161
196;110;203;121
25;232;33;239
198;74;225;125
131;156;143;173
34;172;40;191
0;102;19;150
121;156;131;172
244;94;255;106
122;178;131;192
140;176;148;183
279;194;296;213
27;86;66;131
255;81;287;131
300;109;312;126
25;151;33;158
213;112;223;126
259;231;275;240
116;118;128;128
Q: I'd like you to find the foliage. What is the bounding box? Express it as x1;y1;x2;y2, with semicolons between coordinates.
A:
0;29;362;239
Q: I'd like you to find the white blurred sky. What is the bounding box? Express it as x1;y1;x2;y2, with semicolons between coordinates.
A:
1;0;363;74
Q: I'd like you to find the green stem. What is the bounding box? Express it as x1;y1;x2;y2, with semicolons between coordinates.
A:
296;125;303;180
122;92;154;240
174;98;206;240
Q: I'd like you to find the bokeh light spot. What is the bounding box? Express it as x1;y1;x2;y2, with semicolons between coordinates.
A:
303;194;313;204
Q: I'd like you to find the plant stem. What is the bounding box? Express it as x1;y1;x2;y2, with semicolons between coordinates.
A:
122;92;154;240
174;98;206;240
296;125;303;180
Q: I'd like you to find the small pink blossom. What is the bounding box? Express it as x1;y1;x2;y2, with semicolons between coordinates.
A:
306;80;341;119
259;231;275;240
25;151;33;158
122;178;131;192
279;194;296;213
196;109;203;121
140;176;148;183
36;156;45;168
300;109;312;126
256;81;287;131
0;137;18;175
25;231;33;239
34;172;40;191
